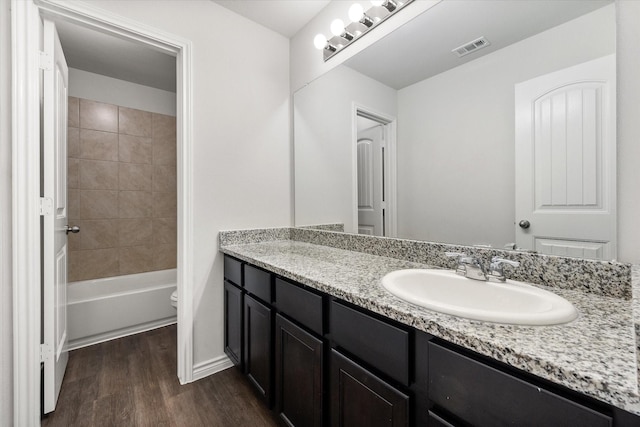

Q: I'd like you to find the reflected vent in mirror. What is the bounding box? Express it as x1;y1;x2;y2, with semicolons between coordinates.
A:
452;36;491;57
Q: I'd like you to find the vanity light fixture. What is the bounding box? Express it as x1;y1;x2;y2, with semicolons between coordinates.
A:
314;0;414;61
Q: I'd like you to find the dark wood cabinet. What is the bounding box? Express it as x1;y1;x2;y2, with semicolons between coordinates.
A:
244;294;273;406
275;314;324;427
223;280;243;367
428;342;612;427
223;256;638;427
330;349;409;427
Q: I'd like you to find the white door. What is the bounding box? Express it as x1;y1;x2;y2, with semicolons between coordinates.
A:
42;18;70;413
357;125;385;236
515;55;616;260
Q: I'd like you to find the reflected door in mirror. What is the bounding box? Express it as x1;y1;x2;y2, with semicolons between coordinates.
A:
515;55;616;260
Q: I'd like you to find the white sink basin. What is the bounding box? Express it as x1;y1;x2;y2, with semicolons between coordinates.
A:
381;269;578;325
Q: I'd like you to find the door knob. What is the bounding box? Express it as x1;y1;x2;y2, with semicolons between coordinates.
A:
66;225;80;235
518;220;530;229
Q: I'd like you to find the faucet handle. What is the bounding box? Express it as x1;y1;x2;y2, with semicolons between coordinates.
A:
490;257;520;268
488;257;520;282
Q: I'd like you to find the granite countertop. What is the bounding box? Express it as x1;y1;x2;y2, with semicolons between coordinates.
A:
220;239;640;415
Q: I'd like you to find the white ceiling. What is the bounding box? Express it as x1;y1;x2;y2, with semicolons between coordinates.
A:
345;0;612;89
55;20;177;92
212;0;331;38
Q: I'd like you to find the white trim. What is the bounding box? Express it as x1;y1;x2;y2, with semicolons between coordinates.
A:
12;1;43;424
66;318;177;352
13;0;195;422
192;355;235;382
351;103;398;238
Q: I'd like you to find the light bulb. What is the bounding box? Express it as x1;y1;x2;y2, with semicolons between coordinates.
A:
348;3;364;22
371;0;384;6
330;19;345;37
313;34;327;50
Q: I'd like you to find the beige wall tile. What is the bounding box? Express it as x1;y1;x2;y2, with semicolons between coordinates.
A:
119;245;153;275
152;165;176;192
118;218;153;247
152;137;176;166
68;97;80;128
79;190;119;219
119;134;152;164
79;129;119;161
78;159;118;190
69;98;178;279
68;248;119;282
119;191;152;218
152;218;177;245
68;127;80;158
119;107;151;137
152;192;176;218
80;99;118;133
68;189;79;220
68;158;79;189
68;219;118;251
153;243;176;270
119;163;152;191
151;113;176;139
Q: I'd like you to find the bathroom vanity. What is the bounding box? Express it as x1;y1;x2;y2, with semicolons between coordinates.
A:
220;228;640;427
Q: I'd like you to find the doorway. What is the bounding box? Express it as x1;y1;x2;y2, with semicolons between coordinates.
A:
354;108;397;237
12;1;194;422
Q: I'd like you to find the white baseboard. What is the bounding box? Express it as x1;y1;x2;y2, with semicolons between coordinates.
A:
66;317;177;351
192;354;235;381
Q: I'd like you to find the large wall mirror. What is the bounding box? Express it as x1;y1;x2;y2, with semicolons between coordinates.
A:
294;0;617;260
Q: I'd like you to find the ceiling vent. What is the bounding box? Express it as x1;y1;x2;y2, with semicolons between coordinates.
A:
452;37;491;58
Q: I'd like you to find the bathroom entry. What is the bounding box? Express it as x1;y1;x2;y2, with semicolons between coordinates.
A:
355;110;396;237
41;16;178;414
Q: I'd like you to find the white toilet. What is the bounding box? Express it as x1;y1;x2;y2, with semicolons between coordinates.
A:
170;290;178;309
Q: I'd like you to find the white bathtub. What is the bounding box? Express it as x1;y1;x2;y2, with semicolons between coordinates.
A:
66;269;177;351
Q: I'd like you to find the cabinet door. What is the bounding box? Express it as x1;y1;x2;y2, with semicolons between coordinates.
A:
275;314;323;427
224;281;243;367
244;294;273;406
331;349;409;427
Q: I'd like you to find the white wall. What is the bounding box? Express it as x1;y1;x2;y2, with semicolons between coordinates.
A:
68;68;176;116
290;0;439;92
1;0;13;423
294;65;396;232
68;0;291;367
396;5;615;248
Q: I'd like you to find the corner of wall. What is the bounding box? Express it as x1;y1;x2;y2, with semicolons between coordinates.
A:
0;0;13;424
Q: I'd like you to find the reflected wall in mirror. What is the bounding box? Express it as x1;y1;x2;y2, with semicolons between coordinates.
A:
294;0;616;260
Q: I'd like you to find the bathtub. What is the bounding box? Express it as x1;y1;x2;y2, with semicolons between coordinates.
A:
66;269;177;351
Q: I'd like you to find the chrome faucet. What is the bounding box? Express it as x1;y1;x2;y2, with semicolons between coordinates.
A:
445;252;487;281
487;257;520;282
445;253;520;282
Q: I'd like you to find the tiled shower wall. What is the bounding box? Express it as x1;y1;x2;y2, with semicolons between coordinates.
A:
67;97;177;282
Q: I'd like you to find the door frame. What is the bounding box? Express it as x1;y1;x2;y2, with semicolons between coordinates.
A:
12;0;194;423
352;104;397;237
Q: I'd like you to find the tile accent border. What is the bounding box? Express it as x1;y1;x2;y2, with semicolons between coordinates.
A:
219;227;632;300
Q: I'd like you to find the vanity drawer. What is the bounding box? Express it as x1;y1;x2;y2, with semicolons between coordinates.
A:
275;278;323;336
428;342;612;427
224;255;243;286
244;264;272;303
330;300;410;386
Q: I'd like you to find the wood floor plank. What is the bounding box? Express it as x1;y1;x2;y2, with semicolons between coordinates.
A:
43;325;280;427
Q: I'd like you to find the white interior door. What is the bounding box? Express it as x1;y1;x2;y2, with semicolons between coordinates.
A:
42;18;70;414
357;125;385;236
515;55;616;260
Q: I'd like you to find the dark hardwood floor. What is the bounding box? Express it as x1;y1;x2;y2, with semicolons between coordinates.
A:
43;325;280;427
